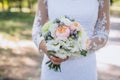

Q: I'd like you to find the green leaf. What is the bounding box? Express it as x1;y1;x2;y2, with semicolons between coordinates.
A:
58;64;61;72
42;20;52;33
59;16;65;19
80;49;87;56
48;62;53;69
78;31;82;37
48;50;56;54
46;60;51;64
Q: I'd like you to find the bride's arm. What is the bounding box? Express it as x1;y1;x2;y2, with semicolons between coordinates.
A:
32;0;48;50
32;0;68;63
87;0;110;52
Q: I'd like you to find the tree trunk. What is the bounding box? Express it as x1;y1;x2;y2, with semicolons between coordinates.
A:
18;0;22;12
2;0;4;10
110;0;113;5
7;0;10;11
28;0;32;13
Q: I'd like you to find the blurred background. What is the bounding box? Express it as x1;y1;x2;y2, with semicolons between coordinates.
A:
0;0;120;80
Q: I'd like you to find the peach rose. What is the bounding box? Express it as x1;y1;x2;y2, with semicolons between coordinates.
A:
70;22;81;31
55;26;70;40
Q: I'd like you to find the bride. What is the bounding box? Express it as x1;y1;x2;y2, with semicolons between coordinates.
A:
32;0;110;80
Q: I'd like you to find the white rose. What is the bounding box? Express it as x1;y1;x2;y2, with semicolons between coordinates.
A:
49;23;58;37
60;18;72;26
46;40;60;52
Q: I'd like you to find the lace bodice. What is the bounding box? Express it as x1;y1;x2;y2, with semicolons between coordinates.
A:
32;0;110;52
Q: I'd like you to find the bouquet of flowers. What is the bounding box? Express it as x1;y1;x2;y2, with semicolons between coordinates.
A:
41;16;88;72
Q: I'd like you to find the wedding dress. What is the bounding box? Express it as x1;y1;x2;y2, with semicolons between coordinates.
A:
32;0;110;80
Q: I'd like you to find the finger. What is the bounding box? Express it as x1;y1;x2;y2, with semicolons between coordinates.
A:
62;56;69;61
49;55;62;62
51;59;61;64
40;40;46;47
42;45;48;54
49;54;69;63
51;55;69;61
50;56;68;63
50;56;68;64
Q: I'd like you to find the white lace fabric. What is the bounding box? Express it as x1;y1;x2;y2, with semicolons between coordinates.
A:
88;0;110;52
32;0;110;52
32;0;48;49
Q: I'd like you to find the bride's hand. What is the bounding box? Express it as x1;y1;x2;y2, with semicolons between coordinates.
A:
40;40;69;64
39;40;48;54
86;38;92;51
49;54;69;64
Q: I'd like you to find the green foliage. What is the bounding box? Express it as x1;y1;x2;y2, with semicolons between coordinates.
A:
29;0;37;3
0;11;33;19
42;21;52;33
110;0;120;15
113;0;119;2
0;0;38;12
0;11;34;40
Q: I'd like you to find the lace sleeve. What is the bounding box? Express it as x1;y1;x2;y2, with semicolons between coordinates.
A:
32;0;48;49
88;0;110;52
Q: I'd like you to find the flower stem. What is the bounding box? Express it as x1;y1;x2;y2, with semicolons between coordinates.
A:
46;60;61;72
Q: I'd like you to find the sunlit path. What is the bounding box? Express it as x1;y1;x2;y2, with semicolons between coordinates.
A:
97;16;120;80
